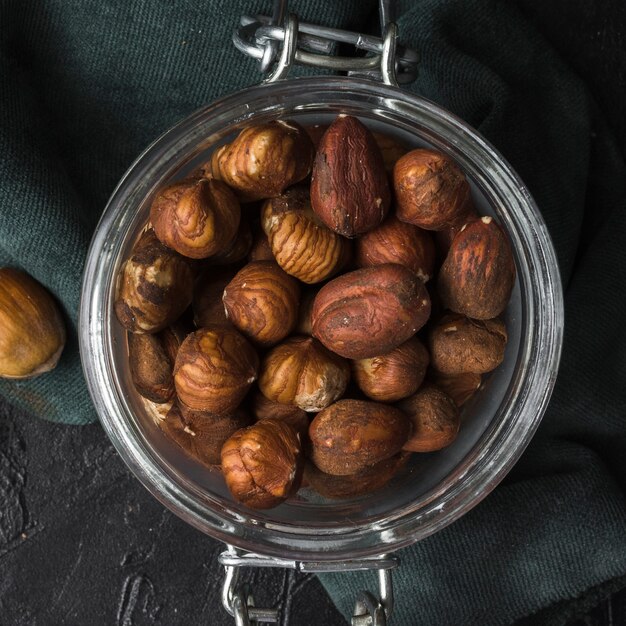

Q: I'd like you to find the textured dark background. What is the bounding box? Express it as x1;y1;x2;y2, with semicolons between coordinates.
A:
1;0;625;624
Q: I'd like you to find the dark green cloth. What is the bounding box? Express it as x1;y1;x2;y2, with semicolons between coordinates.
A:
1;1;625;624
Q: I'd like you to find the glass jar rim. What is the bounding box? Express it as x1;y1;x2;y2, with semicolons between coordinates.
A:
79;76;564;561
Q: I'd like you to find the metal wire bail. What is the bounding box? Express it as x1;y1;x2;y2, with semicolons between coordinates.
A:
232;0;419;85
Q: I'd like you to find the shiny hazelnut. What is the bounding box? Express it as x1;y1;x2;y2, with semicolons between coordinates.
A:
222;261;300;347
259;336;350;412
309;399;411;475
428;312;508;374
311;264;431;359
399;385;460;452
438;216;516;319
221;418;302;509
394;148;471;230
251;390;310;438
311;115;391;237
262;187;348;284
174;326;259;413
161;402;252;467
114;229;194;333
355;215;435;282
352;336;430;402
428;370;482;407
303;452;411;500
150;178;241;259
0;268;66;379
192;267;236;328
209;120;314;201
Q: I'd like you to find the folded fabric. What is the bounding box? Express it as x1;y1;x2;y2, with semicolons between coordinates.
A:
1;0;625;623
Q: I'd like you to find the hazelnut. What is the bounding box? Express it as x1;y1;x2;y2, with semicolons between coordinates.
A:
428;370;482;407
303;452;410;500
128;327;182;403
221;418;302;509
399;386;460;452
435;202;479;260
438;216;516;319
394;148;471;230
259;336;350;412
262;187;348;284
311;264;431;359
150;178;241;259
352;336;430;402
114;229;194;333
311;115;391;237
222;261;300;347
251;390;310;437
209;120;314;201
161;402;252;467
192;267;236;328
0;268;66;379
355;215;435;282
428;313;508;374
174;326;259;413
309;399;411;475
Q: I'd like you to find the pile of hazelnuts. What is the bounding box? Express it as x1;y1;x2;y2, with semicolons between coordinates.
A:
115;114;516;510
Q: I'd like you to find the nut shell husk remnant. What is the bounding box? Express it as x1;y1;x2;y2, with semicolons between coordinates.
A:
355;215;435;282
161;403;252;467
438;216;516;319
311;264;431;359
399;386;460;453
114;229;194;333
0;268;66;379
221;419;302;509
352;336;430;402
311;115;391;238
309;399;411;475
209;120;315;202
150;178;241;259
428;313;508;374
223;261;300;347
393;148;471;231
174;326;259;413
262;187;348;284
303;452;410;500
259;336;350;412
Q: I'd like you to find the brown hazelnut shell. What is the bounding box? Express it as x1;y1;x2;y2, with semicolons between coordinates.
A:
394;148;471;230
114;229;194;334
309;399;411;475
352;336;430;402
223;261;300;347
311;115;391;238
355;215;435;282
128;331;175;403
428;313;508;374
311;264;431;359
221;419;302;509
150;178;241;259
192;267;237;328
174;326;259;413
259;336;350;412
0;268;66;379
399;385;460;452
437;216;516;319
428;370;482;407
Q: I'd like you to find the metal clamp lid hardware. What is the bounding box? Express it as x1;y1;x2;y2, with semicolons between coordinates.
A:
233;0;419;85
220;546;399;625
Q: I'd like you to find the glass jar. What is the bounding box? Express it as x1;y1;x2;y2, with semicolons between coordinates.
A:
79;75;563;615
